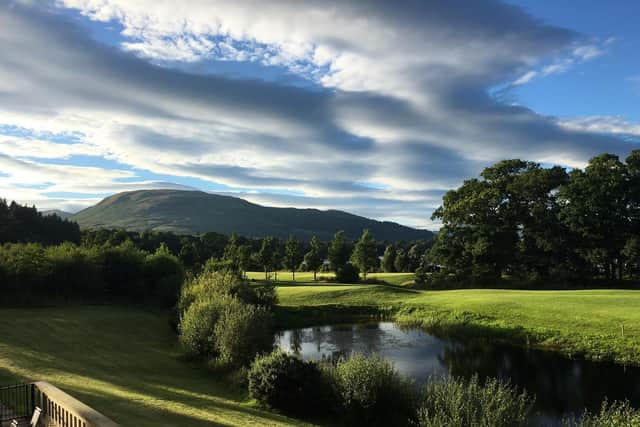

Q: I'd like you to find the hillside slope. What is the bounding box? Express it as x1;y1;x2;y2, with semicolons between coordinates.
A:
71;190;432;241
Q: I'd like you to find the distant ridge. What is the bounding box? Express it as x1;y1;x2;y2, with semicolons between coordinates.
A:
42;209;74;220
70;189;433;241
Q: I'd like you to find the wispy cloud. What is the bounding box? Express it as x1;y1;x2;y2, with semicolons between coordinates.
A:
512;39;609;86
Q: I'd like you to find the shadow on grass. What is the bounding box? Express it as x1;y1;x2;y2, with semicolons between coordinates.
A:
0;306;308;427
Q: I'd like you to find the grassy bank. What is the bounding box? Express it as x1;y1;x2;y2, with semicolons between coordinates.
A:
0;307;310;427
276;285;640;364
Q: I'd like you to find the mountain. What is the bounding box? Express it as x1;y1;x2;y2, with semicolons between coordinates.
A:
70;190;433;241
42;209;74;220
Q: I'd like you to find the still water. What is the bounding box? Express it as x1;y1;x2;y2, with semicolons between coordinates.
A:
276;322;640;425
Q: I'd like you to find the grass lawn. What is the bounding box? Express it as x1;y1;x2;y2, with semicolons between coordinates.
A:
277;285;640;364
0;306;311;427
247;271;415;286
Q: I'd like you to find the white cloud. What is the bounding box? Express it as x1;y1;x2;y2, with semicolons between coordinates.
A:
558;116;640;138
0;2;635;229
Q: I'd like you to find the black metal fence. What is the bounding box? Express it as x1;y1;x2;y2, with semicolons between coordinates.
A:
0;383;35;422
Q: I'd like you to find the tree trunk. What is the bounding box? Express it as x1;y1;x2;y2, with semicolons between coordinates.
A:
292;270;296;281
265;269;268;280
314;270;317;281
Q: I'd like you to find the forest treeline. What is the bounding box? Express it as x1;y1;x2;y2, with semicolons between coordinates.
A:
0;199;429;307
422;151;640;287
0;199;81;245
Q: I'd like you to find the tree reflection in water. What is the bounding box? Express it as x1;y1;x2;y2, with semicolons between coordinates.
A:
276;322;640;422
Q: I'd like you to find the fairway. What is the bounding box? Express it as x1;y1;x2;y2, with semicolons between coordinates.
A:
0;307;310;427
247;271;416;286
277;286;640;364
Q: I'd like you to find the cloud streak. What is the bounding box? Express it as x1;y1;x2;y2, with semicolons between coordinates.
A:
0;1;637;229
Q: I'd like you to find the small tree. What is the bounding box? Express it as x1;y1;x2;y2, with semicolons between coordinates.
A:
222;233;241;276
304;235;323;281
351;229;378;280
284;235;303;281
394;249;409;273
258;236;276;280
382;245;397;272
328;230;351;272
271;242;283;281
237;244;252;279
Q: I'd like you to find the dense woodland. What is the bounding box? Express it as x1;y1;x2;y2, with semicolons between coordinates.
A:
0;199;81;245
423;151;640;287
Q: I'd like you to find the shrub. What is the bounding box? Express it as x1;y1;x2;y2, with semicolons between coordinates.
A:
417;375;533;427
214;298;274;366
0;243;51;304
563;400;640;427
45;243;104;300
179;270;276;314
145;244;185;307
334;353;417;427
335;264;360;283
178;297;226;357
248;351;330;416
101;241;146;300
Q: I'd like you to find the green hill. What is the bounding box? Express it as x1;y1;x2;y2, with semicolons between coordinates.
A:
42;209;74;220
71;189;432;241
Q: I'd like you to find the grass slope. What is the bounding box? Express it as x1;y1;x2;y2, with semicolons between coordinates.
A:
277;286;640;364
71;189;433;241
0;307;310;427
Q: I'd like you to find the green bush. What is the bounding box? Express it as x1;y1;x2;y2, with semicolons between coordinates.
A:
101;241;146;300
563;400;640;427
0;243;51;304
145;244;184;307
334;353;417;427
417;375;533;427
45;243;104;300
248;351;330;416
178;297;226;357
335;264;360;283
179;270;276;313
214;298;274;366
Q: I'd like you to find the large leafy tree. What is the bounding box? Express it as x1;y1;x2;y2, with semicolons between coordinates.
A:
304;235;323;281
429;160;569;284
559;154;629;281
351;229;378;279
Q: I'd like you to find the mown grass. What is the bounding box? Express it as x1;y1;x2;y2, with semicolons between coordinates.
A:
0;306;312;427
276;286;640;364
246;271;415;286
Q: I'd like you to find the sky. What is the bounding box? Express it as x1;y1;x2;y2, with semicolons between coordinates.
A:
1;0;639;229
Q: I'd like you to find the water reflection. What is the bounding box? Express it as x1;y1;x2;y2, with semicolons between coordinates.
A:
276;322;640;423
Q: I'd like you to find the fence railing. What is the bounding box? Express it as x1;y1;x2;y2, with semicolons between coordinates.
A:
0;382;120;427
0;383;35;422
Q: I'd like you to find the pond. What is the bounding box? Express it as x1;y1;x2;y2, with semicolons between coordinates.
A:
276;322;640;425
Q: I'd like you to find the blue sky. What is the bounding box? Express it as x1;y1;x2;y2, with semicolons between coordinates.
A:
0;1;638;229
